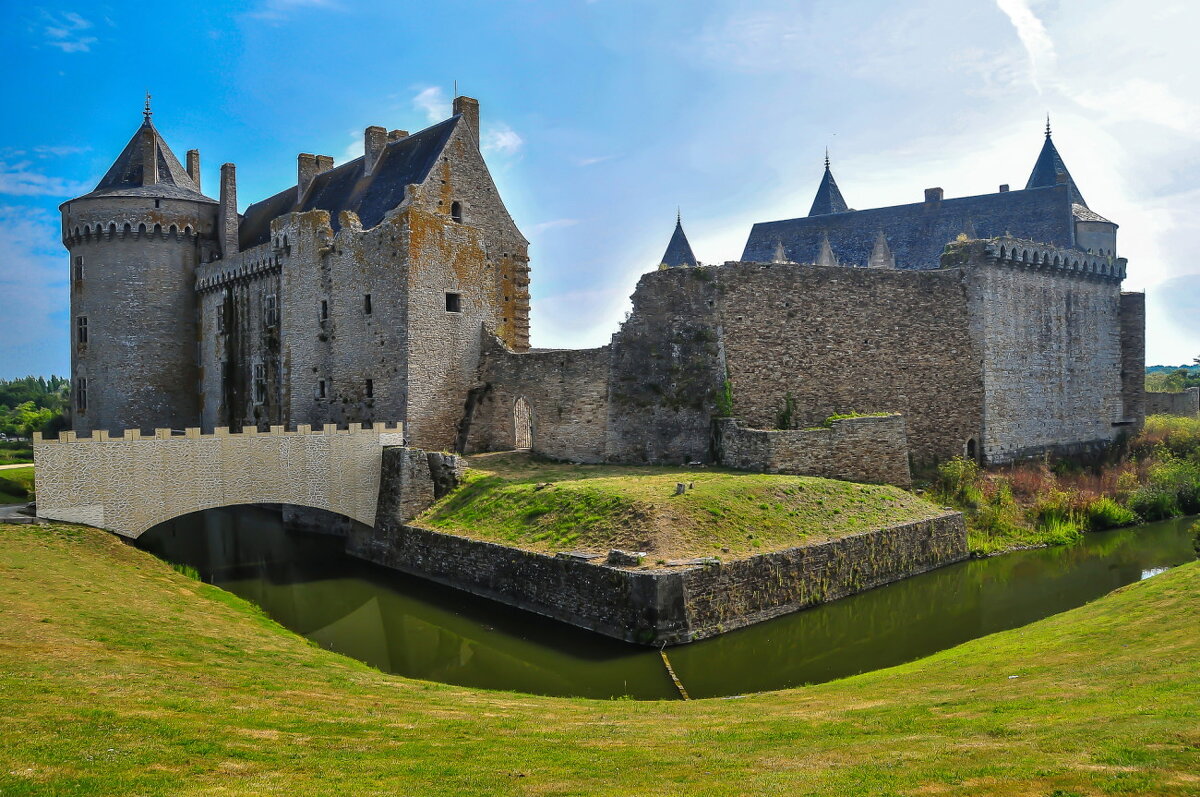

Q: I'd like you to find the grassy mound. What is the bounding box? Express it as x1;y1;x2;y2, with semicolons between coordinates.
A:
1;521;1197;795
418;452;946;560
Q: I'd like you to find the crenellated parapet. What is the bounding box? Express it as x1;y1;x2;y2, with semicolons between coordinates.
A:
35;420;403;444
942;236;1127;282
195;246;281;293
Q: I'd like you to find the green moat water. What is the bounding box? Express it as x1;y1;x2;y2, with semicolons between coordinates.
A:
138;508;1197;700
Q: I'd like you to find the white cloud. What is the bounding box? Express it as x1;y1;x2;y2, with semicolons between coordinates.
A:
577;155;616;167
994;0;1057;93
32;145;90;158
412;87;449;123
0;207;69;377
41;11;96;53
483;122;523;156
246;0;344;22
530;219;579;235
1072;78;1200;135
338;130;362;164
0;161;90;197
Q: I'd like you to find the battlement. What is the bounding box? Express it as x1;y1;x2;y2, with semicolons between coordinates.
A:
63;219;206;247
942;236;1127;281
195;247;281;292
35;421;404;444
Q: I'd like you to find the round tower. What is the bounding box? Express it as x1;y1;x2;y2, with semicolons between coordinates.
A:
60;105;219;433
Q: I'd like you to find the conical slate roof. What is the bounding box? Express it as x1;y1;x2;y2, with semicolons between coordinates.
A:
80;118;215;203
1025;128;1085;206
659;215;698;268
808;161;849;216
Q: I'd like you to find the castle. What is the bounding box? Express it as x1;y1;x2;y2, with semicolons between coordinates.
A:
62;102;1144;473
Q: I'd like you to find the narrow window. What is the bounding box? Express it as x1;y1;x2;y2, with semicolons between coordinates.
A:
73;256;84;282
363;294;373;315
75;377;87;412
76;316;88;344
264;294;278;327
450;201;463;223
319;299;329;321
216;305;226;333
253;363;267;405
445;292;461;313
966;438;978;461
365;378;374;398
317;379;327;399
154;199;161;208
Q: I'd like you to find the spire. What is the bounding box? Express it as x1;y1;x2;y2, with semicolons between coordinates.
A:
80;110;214;203
816;231;837;267
659;212;698;268
1025;117;1086;206
808;152;849;217
868;230;895;269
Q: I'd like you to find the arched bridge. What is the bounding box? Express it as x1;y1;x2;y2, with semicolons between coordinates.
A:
33;423;406;538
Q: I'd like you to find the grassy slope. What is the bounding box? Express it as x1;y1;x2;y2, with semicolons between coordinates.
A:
0;465;34;503
1;522;1197;796
419;453;945;559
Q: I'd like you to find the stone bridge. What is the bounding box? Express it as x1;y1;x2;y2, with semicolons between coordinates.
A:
33;423;406;538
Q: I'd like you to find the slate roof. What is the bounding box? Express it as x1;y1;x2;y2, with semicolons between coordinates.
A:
659;216;698;267
808;164;849;216
1072;203;1114;224
238;116;460;250
78;119;215;204
1025;133;1086;206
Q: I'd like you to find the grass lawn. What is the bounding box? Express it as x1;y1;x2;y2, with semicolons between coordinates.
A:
0;521;1197;795
0;441;34;465
0;465;34;504
419;452;947;560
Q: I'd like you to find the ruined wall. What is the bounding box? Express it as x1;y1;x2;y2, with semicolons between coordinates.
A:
712;263;983;465
1146;388;1200;417
1119;292;1147;426
714;416;912;487
347;512;967;645
465;337;611;462
957;240;1129;462
64;196;217;433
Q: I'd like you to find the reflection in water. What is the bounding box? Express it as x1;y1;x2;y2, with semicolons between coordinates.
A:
138;508;1197;700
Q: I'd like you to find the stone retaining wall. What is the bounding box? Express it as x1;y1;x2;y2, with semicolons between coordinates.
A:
345;512;967;645
1146;388;1199;417
714;416;911;487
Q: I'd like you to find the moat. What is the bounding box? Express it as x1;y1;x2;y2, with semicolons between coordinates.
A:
138;506;1197;701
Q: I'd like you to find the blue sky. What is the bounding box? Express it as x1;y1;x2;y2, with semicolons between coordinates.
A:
2;0;1198;378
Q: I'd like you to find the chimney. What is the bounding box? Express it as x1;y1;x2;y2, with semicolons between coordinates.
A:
999;184;1009;193
453;95;480;147
315;155;334;173
364;126;386;176
218;163;238;258
297;153;318;201
388;129;408;141
186;149;201;187
141;126;158;185
924;187;944;203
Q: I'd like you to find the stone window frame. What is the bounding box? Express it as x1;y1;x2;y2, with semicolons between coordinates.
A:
263;294;278;328
316;378;328;400
319;299;329;323
73;256;84;282
363;294;373;315
445;292;462;313
365;378;374;398
75;377;87;413
253;362;267;405
450;201;463;224
76;315;88;345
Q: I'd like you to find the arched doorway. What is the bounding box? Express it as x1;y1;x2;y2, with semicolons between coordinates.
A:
966;438;978;461
514;397;532;450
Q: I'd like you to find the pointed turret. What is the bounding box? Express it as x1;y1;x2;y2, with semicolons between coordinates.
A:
83;106;214;203
1025;116;1086;206
659;211;698;268
808;150;849;217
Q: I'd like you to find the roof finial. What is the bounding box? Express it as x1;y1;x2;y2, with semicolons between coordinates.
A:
824;147;830;170
1045;113;1051;138
676;206;681;225
143;91;152;122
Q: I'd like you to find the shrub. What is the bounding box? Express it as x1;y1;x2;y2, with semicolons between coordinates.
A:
1083;496;1137;531
1191;519;1200;559
936;456;982;507
1127;486;1179;522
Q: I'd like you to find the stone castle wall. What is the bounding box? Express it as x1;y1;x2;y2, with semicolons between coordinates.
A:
347;511;967;645
1146;387;1200;417
1119;292;1147;427
714;416;912;486
464;338;611;462
955;239;1131;461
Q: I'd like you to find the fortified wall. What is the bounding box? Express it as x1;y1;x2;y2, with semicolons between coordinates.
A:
466;238;1142;469
1146;387;1200;417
